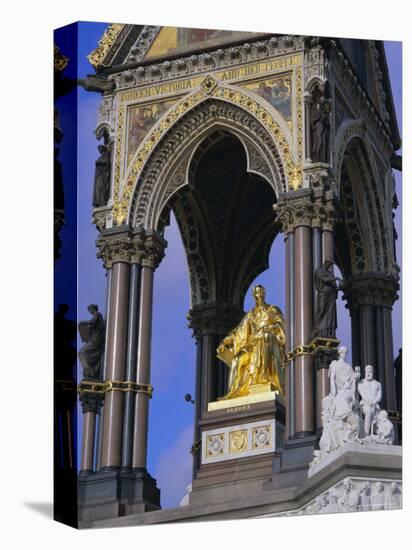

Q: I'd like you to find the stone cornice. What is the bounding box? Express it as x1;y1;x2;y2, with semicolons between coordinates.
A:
107;35;305;91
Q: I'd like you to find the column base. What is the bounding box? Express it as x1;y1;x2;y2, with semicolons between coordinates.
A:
78;468;161;527
78;470;121;526
267;433;318;490
119;468;161;515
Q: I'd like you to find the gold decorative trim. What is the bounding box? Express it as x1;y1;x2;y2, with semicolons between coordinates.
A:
229;430;248;454
113;77;300;225
78;380;154;398
87;23;125;68
287;337;340;362
295;65;304;186
113;89;204;225
54;45;69;72
309;336;340;351
113;104;126;224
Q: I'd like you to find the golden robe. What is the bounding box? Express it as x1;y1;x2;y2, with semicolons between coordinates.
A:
217;303;287;399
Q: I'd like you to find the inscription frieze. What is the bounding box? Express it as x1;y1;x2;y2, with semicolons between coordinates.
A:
119;53;302;103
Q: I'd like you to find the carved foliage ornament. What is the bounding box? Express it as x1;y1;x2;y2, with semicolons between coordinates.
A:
88;24;125;68
274;194;338;234
96;230;166;269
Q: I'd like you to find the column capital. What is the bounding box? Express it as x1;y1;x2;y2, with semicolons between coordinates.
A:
187;303;243;339
341;272;399;309
79;390;103;414
141;231;167;270
96;227;167;269
274;190;340;233
96;227;133;269
130;228;146;265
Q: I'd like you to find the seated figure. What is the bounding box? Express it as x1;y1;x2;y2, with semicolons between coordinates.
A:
217;285;287;400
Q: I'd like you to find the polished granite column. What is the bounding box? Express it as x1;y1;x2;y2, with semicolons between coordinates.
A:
272;193;319;484
121;231;165;515
100;260;130;469
285;230;295;439
79;229;132;523
294;224;314;436
94;268;112;471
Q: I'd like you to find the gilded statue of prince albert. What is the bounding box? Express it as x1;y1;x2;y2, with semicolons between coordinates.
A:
217;285;287;400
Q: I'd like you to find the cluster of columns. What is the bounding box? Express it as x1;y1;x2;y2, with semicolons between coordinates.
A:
276;186;399;445
276;188;339;440
79;227;166;500
342;273;399;412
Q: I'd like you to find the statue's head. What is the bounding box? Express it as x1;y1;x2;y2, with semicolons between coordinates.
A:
87;304;98;314
98;144;106;153
252;284;266;304
324;257;334;269
338;345;348;359
365;365;374;380
378;410;388;421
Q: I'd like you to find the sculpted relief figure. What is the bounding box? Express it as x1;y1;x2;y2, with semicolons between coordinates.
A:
338;478;360;513
78;304;105;379
92;144;111;208
217;285;287;400
357;365;382;436
313;259;340;339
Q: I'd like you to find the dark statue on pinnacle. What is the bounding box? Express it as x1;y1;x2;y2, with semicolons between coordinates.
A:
92;144;111;208
78;304;105;379
310;86;331;164
313;259;341;339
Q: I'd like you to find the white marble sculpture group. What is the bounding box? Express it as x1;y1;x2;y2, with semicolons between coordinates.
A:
312;346;395;466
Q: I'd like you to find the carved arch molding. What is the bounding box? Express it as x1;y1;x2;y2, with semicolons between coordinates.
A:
334;120;394;276
129;98;286;229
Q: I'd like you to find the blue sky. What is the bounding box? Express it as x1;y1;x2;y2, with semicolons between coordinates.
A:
55;23;402;509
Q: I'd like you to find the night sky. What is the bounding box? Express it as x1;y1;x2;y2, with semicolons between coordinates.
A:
54;23;402;509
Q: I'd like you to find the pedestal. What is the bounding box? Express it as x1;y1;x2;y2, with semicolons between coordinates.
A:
119;469;161;516
78;468;161;526
189;395;285;506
